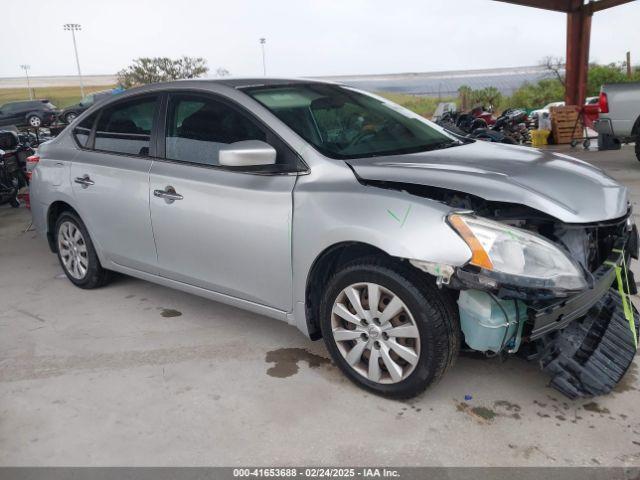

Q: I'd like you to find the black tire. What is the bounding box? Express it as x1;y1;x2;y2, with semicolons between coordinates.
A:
9;197;20;208
26;115;42;128
55;211;110;289
319;256;460;399
64;112;77;124
635;134;640;162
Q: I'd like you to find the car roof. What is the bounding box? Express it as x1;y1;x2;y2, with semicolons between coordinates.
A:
120;77;337;95
193;77;333;88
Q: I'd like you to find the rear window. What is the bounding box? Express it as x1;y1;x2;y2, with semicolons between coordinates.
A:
93;96;157;156
73;112;98;148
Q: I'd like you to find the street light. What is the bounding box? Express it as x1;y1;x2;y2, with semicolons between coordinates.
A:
63;23;85;98
19;64;32;100
259;37;266;76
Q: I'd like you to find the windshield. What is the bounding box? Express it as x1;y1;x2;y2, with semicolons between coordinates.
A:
243;83;457;159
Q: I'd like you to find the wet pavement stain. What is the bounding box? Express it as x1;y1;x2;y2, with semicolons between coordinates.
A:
160;309;182;318
471;406;497;421
265;348;331;378
494;400;522;419
456;402;497;421
583;402;610;414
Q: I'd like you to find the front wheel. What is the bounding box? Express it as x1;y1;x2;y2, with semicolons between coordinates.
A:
320;257;460;399
635;134;640;162
55;211;110;289
64;112;77;124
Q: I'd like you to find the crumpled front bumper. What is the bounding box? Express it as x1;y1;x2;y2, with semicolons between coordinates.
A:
539;287;639;399
526;237;636;340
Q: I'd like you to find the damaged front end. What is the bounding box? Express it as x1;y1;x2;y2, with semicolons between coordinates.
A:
446;204;639;398
396;182;640;398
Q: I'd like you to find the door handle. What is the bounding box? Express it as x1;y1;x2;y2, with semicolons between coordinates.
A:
74;174;94;188
153;186;183;203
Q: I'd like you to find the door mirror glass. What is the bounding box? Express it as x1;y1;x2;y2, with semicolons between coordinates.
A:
218;140;276;167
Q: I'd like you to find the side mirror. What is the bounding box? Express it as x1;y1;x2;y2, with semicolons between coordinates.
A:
218;140;276;167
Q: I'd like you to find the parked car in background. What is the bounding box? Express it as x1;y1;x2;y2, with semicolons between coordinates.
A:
29;79;639;400
0;100;58;128
60;90;120;124
529;101;565;123
594;82;640;160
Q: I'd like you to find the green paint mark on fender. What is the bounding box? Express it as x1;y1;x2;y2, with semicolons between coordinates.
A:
387;205;412;227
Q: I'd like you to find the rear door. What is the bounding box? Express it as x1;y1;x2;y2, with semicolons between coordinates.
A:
149;92;299;310
0;103;21;126
69;95;159;272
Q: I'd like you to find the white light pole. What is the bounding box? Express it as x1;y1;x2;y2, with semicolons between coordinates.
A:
63;23;85;98
20;64;32;100
259;37;267;76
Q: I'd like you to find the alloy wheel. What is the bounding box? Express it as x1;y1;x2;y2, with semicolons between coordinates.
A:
65;113;77;123
57;221;88;279
28;116;41;127
330;282;420;384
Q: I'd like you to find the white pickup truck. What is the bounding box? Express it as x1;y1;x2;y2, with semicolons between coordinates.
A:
594;82;640;160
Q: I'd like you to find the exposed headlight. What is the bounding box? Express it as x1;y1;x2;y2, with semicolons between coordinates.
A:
448;213;587;291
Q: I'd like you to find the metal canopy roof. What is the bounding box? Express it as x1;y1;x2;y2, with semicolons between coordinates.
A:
492;0;636;105
493;0;635;13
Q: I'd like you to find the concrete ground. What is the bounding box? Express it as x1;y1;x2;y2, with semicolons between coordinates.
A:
1;145;640;467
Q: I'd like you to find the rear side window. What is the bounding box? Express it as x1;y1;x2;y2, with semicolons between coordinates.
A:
94;96;157;156
73;112;98;147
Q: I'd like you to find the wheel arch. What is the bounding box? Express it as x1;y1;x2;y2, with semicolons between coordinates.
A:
46;201;80;253
24;111;43;120
304;241;401;340
632;115;640;137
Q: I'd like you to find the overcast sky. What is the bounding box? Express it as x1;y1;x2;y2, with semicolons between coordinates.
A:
2;0;638;78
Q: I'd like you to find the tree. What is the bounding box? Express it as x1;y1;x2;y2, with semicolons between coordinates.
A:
215;67;231;77
117;56;209;88
541;56;565;86
507;78;565;110
586;62;640;97
457;85;503;111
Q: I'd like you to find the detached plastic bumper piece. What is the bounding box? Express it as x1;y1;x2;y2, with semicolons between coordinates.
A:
539;288;639;399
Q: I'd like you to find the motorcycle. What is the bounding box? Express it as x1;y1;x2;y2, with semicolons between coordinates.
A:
469;108;530;145
0;148;21;208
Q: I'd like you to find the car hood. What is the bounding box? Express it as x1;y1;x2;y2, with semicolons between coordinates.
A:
346;141;628;223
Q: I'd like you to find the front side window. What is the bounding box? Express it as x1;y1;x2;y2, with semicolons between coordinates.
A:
94;96;157;156
244;84;457;159
165;95;267;166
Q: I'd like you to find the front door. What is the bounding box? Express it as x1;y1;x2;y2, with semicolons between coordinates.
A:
70;95;159;272
149;93;298;311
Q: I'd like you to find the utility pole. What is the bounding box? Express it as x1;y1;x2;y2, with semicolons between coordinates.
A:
627;51;632;79
259;38;266;76
63;23;85;98
20;64;32;100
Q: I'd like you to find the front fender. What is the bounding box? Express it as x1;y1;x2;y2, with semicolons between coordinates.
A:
290;177;472;335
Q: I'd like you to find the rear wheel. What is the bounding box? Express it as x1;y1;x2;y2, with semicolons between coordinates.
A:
320;257;460;399
27;115;42;128
635;133;640;162
55;211;110;289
